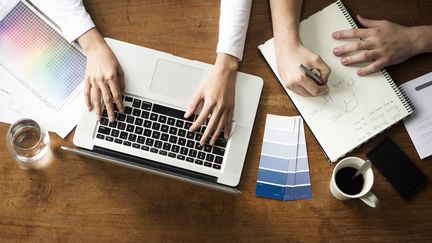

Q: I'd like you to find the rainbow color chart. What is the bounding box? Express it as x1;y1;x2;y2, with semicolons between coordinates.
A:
0;0;86;110
256;115;312;201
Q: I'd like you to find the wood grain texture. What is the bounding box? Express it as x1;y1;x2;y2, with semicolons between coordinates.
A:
1;0;432;241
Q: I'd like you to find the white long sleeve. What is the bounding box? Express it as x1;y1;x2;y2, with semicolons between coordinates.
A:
216;0;252;60
31;0;95;42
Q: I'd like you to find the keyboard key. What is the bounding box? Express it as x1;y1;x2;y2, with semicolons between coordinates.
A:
178;138;186;146
117;122;126;130
137;136;145;144
141;101;152;110
176;120;184;128
141;111;150;119
102;109;108;117
128;134;137;142
155;140;162;148
100;117;109;126
152;123;160;131
117;113;126;121
195;160;203;165
186;157;194;163
177;155;185;160
126;115;135;124
161;125;169;133
111;129;120;138
150;148;158;153
120;131;128;139
167;118;175;126
215;156;223;164
161;133;169;141
145;138;154;146
206;154;214;162
125;96;133;102
200;126;206;134
135;118;143;126
187;131;195;139
98;126;111;135
144;129;152;137
168;152;176;158
178;129;186;137
169;127;178;135
152;104;185;119
215;139;227;148
204;162;212;167
204;144;212;153
158;115;167;123
159;150;167;156
126;124;135;132
212;147;225;156
171;145;180;153
195;134;202;141
141;145;150;151
198;152;205;160
163;142;171;151
144;120;152;128
133;143;140;149
184;122;192;130
135;127;143;135
213;164;221;170
96;134;104;139
187;140;195;148
124;106;132;114
133;108;141;117
152;131;160;139
188;150;197;158
114;138;122;144
132;99;141;108
180;147;188;155
109;121;118;128
123;141;132;146
195;143;203;150
150;113;158;121
169;135;177;144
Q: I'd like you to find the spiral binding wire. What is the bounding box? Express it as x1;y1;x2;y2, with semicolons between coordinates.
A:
336;0;415;114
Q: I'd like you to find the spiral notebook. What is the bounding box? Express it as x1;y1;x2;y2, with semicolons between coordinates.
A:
258;0;414;162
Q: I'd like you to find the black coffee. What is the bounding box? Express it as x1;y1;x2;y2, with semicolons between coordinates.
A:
335;167;364;195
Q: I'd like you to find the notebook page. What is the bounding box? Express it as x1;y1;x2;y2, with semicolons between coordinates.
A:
258;2;411;162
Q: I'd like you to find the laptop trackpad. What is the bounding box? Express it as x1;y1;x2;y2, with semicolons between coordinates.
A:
150;59;204;102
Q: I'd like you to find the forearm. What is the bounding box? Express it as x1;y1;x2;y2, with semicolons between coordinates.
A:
412;25;432;54
77;28;106;54
270;0;303;49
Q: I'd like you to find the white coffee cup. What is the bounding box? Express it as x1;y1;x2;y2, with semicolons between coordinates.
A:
330;157;379;208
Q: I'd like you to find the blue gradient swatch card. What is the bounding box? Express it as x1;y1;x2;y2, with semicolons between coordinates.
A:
256;114;312;200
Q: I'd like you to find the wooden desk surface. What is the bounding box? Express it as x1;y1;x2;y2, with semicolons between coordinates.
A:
1;0;432;241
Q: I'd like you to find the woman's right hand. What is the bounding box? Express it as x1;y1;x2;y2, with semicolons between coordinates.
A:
275;42;331;97
77;28;125;122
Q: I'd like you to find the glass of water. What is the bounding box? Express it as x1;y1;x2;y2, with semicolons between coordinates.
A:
6;118;51;169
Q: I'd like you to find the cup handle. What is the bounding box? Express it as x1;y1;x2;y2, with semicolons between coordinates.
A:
359;191;379;208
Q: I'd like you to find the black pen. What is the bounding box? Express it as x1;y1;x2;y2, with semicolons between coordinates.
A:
298;64;325;86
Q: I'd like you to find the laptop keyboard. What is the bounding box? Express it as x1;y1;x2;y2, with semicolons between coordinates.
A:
95;95;227;170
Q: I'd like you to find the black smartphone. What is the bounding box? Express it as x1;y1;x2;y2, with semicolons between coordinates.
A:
366;137;428;200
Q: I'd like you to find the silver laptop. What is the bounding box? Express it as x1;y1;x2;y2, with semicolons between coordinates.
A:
63;38;263;194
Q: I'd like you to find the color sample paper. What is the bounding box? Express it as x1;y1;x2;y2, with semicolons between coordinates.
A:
256;115;312;201
0;0;85;110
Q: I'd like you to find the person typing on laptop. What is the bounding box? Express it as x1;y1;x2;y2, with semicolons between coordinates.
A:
36;0;251;148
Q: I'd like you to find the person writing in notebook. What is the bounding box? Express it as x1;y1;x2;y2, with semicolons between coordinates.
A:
332;16;432;76
269;0;331;97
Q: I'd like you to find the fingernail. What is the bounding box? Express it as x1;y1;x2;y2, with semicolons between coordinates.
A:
96;115;101;120
332;32;338;38
357;70;364;76
341;58;348;65
109;116;115;122
333;48;339;55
